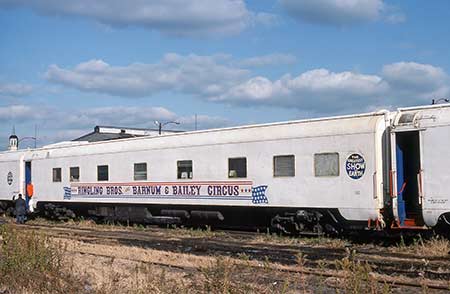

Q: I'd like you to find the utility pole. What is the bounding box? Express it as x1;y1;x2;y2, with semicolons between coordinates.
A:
34;124;37;148
154;120;180;135
195;114;197;131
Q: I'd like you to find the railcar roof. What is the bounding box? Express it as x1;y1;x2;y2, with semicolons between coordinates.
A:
397;103;450;112
0;109;389;155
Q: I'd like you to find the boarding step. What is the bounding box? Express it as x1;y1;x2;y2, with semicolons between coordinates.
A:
391;219;427;230
404;218;417;226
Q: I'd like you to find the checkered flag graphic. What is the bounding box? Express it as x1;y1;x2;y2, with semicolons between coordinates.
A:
63;187;72;200
252;185;268;204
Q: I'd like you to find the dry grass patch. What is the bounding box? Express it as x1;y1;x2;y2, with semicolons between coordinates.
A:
0;224;87;294
394;236;450;257
249;231;347;249
334;251;390;294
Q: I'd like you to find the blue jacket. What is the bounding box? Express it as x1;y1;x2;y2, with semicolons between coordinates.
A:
15;198;26;215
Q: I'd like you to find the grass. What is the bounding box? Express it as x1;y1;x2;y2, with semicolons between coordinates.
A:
0;223;303;293
250;230;348;249
334;250;391;294
0;224;86;294
94;263;190;294
197;256;297;294
394;235;450;257
4;218;447;293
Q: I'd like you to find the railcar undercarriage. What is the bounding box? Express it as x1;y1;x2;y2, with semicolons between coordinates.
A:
29;202;366;235
3;199;448;238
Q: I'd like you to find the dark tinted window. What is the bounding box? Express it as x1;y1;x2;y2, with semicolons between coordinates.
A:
177;160;193;179
274;155;295;177
97;165;109;181
134;163;147;181
228;157;247;178
70;167;80;182
52;168;62;182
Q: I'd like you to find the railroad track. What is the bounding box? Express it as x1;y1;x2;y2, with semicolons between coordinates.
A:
2;221;448;289
64;248;450;291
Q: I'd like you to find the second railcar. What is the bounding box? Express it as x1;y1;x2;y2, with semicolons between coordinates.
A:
1;111;391;234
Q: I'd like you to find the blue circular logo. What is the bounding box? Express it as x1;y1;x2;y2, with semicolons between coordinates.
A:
346;154;366;180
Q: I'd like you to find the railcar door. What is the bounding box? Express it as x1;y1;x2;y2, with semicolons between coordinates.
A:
390;112;425;228
25;161;32;210
394;131;424;226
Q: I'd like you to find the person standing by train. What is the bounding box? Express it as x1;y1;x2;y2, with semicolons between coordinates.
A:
15;194;26;224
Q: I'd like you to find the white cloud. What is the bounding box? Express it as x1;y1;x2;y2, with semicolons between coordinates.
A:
214;62;449;113
238;53;297;67
0;83;33;97
45;54;249;98
213;69;389;112
382;62;449;101
382;62;447;91
0;104;49;121
0;0;275;37
279;0;403;26
384;12;406;24
0;104;231;148
249;12;280;27
177;114;231;130
63;106;177;129
45;53;297;99
44;55;450;114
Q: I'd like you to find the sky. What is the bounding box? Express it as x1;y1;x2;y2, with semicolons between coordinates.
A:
1;0;450;149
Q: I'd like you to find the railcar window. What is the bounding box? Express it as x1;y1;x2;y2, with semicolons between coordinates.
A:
228;157;247;178
314;153;339;177
134;163;147;181
97;165;109;181
52;168;62;182
274;155;295;177
177;160;193;179
70;167;80;182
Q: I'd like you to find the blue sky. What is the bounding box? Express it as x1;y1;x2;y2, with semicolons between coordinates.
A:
1;0;449;149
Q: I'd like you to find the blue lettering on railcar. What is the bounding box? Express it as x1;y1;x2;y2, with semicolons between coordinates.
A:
132;185;162;195
106;186;123;195
345;153;366;180
78;186;104;195
207;185;239;196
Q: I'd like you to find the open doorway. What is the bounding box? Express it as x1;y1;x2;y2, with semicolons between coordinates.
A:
395;131;423;226
25;161;31;210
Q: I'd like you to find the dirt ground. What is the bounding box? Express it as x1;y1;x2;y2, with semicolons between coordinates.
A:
58;234;449;293
2;218;450;293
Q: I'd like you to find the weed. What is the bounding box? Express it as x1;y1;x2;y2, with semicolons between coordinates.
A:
0;224;86;294
334;251;391;294
199;257;242;293
95;263;188;294
296;253;309;294
236;252;250;262
394;235;450;257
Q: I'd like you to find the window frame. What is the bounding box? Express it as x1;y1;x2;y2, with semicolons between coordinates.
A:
314;152;340;177
228;157;247;178
97;165;109;182
69;166;80;182
134;162;148;181
177;160;193;179
52;167;62;182
273;155;295;177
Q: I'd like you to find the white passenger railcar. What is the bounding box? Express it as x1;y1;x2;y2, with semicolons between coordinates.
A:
390;104;450;230
1;104;449;235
